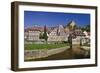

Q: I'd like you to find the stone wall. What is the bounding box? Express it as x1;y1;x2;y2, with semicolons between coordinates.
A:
24;46;70;60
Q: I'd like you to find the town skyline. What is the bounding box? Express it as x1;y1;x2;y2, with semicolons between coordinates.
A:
24;11;90;28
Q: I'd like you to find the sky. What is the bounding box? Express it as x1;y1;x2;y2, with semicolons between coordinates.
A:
24;11;90;28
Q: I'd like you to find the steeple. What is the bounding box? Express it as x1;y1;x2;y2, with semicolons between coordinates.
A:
57;24;66;36
66;20;76;30
64;20;76;32
67;21;76;27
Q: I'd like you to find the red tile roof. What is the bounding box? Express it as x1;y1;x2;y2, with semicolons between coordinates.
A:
24;26;51;32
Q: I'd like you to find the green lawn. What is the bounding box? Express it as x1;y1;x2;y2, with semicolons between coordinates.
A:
24;43;69;50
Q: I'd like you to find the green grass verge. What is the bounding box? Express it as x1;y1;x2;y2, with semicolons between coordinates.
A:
24;43;69;50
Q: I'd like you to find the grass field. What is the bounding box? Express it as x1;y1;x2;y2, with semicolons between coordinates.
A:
24;43;68;50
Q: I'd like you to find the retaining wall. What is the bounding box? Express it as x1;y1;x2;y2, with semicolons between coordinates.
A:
24;46;70;60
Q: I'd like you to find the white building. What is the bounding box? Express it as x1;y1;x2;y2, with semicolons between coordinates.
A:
28;30;40;41
48;25;68;42
24;21;90;44
24;27;41;42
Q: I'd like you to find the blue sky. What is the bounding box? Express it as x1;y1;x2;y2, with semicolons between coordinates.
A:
24;11;90;28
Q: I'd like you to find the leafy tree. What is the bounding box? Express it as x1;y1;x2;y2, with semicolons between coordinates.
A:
81;25;90;32
68;21;77;48
85;25;90;32
39;32;44;39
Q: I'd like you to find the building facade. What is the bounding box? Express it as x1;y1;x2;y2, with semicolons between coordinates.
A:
24;21;90;44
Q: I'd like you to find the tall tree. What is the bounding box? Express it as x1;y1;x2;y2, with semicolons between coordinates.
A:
43;25;48;42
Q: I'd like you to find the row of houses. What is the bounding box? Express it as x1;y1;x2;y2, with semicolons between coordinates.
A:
24;21;90;44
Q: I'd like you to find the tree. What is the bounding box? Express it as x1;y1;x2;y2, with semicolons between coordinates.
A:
81;25;90;32
68;21;77;49
68;34;72;49
85;25;90;32
43;25;48;43
39;32;44;39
